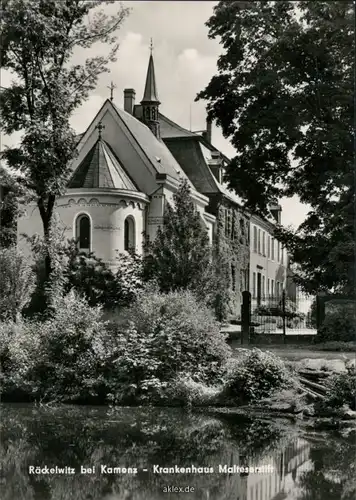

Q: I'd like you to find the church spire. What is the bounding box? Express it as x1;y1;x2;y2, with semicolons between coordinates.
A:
142;38;160;103
141;39;160;138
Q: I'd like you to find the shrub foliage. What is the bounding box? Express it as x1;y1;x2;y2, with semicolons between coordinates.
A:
110;288;231;403
324;362;356;411
222;348;293;403
316;309;356;343
0;287;231;405
0;247;36;321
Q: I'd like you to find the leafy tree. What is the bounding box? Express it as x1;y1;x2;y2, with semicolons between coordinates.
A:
0;166;31;248
143;180;215;303
197;1;354;294
0;0;129;280
0;247;36;321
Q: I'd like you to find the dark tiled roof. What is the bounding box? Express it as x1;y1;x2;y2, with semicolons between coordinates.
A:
68;139;137;190
159;113;196;139
159;113;245;207
113;104;194;188
163;136;218;194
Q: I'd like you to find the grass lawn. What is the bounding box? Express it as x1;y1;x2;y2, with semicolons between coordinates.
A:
230;342;356;362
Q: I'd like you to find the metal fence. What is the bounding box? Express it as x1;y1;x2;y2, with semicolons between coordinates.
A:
250;293;316;335
239;290;316;343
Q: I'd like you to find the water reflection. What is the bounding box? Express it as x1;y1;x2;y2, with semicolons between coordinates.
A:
1;404;354;499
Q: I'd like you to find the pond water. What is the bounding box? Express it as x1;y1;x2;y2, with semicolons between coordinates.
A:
1;404;355;500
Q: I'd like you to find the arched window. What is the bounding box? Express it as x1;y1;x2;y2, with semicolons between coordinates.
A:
75;214;91;251
124;216;135;251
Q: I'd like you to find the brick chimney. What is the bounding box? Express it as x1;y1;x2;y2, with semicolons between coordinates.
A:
206;116;212;143
124;89;136;114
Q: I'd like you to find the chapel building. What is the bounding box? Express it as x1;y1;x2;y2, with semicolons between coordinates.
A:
13;49;293;317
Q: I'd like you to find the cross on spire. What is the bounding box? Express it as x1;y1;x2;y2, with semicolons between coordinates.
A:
107;81;116;101
150;37;153;55
96;121;105;140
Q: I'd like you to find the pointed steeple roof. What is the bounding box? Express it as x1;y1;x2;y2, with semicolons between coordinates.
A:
68;138;137;190
141;53;160;103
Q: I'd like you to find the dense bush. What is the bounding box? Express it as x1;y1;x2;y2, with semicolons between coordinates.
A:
1;287;231;405
64;247;138;309
108;288;231;403
25;237;144;316
30;291;108;402
0;247;36;321
1;291;115;403
165;375;221;407
316;309;356;343
221;348;293;403
324;362;356;410
0;319;41;398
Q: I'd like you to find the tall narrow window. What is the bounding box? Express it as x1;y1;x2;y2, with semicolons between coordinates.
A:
262;232;266;255
258;229;261;254
277;241;280;262
271;238;275;260
224;209;230;238
257;272;262;305
267;278;270;297
75;214;91;251
253;226;257;252
268;236;271;258
262;275;265;298
124;216;135;251
281;246;284;265
253;272;256;298
231;264;236;291
271;279;275;297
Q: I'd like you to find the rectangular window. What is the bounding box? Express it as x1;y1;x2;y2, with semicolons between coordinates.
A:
271;279;275;297
276;281;279;297
258;229;261;254
268;236;271;258
277;241;280;262
262;275;265;298
262;232;266;255
225;209;230;238
267;278;270;297
253;226;257;252
253;272;256;298
281;246;284;264
245;269;249;291
231;264;236;292
269;476;272;498
257;272;262;305
271;238;275;260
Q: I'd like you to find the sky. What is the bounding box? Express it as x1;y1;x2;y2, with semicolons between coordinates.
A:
0;0;309;229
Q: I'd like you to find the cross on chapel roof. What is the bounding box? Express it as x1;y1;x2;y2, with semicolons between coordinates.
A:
96;122;105;140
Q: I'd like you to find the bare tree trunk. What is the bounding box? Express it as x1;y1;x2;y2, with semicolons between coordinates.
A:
38;194;56;282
